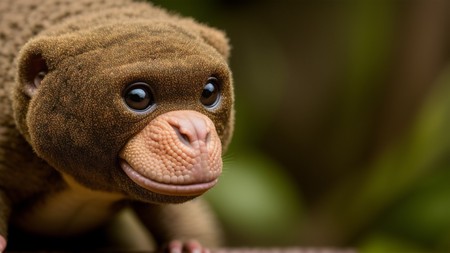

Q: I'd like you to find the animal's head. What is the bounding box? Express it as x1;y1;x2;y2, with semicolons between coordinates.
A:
12;20;234;203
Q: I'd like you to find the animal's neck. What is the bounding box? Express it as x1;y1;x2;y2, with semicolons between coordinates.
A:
14;173;124;236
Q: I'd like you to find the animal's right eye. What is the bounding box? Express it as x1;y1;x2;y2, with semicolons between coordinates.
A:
123;82;155;111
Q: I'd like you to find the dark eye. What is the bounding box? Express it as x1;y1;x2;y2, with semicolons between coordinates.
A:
200;77;221;108
123;82;155;111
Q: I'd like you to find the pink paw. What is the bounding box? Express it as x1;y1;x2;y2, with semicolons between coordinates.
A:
166;240;210;253
0;235;6;253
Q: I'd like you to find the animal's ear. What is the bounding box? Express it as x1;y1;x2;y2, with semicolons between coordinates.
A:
13;36;60;139
197;25;231;60
17;53;48;98
181;19;231;60
16;37;55;98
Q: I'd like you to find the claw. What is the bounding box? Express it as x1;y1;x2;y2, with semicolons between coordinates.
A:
0;235;6;253
185;240;202;253
166;239;209;253
168;240;183;253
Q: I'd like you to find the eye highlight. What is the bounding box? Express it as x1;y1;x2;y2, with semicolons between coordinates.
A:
200;77;221;108
123;82;155;111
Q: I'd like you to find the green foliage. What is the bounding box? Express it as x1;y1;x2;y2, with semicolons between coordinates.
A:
205;151;303;246
359;233;430;253
379;163;450;249
302;67;450;250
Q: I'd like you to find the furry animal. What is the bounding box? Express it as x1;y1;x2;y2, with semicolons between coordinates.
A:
0;0;234;251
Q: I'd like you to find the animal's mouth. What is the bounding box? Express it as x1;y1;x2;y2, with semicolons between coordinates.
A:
120;160;218;196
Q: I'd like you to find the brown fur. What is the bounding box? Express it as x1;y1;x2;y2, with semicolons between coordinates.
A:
0;0;233;251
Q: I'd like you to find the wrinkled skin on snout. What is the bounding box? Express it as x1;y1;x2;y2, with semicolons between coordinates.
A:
120;110;223;196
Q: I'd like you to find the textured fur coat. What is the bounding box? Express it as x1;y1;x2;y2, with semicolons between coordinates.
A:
0;0;233;251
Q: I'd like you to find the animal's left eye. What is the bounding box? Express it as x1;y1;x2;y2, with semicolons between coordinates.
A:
200;77;221;108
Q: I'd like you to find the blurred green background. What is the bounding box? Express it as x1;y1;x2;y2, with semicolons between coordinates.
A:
152;1;450;252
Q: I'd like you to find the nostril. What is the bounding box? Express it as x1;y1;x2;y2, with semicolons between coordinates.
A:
180;132;190;144
173;126;191;146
